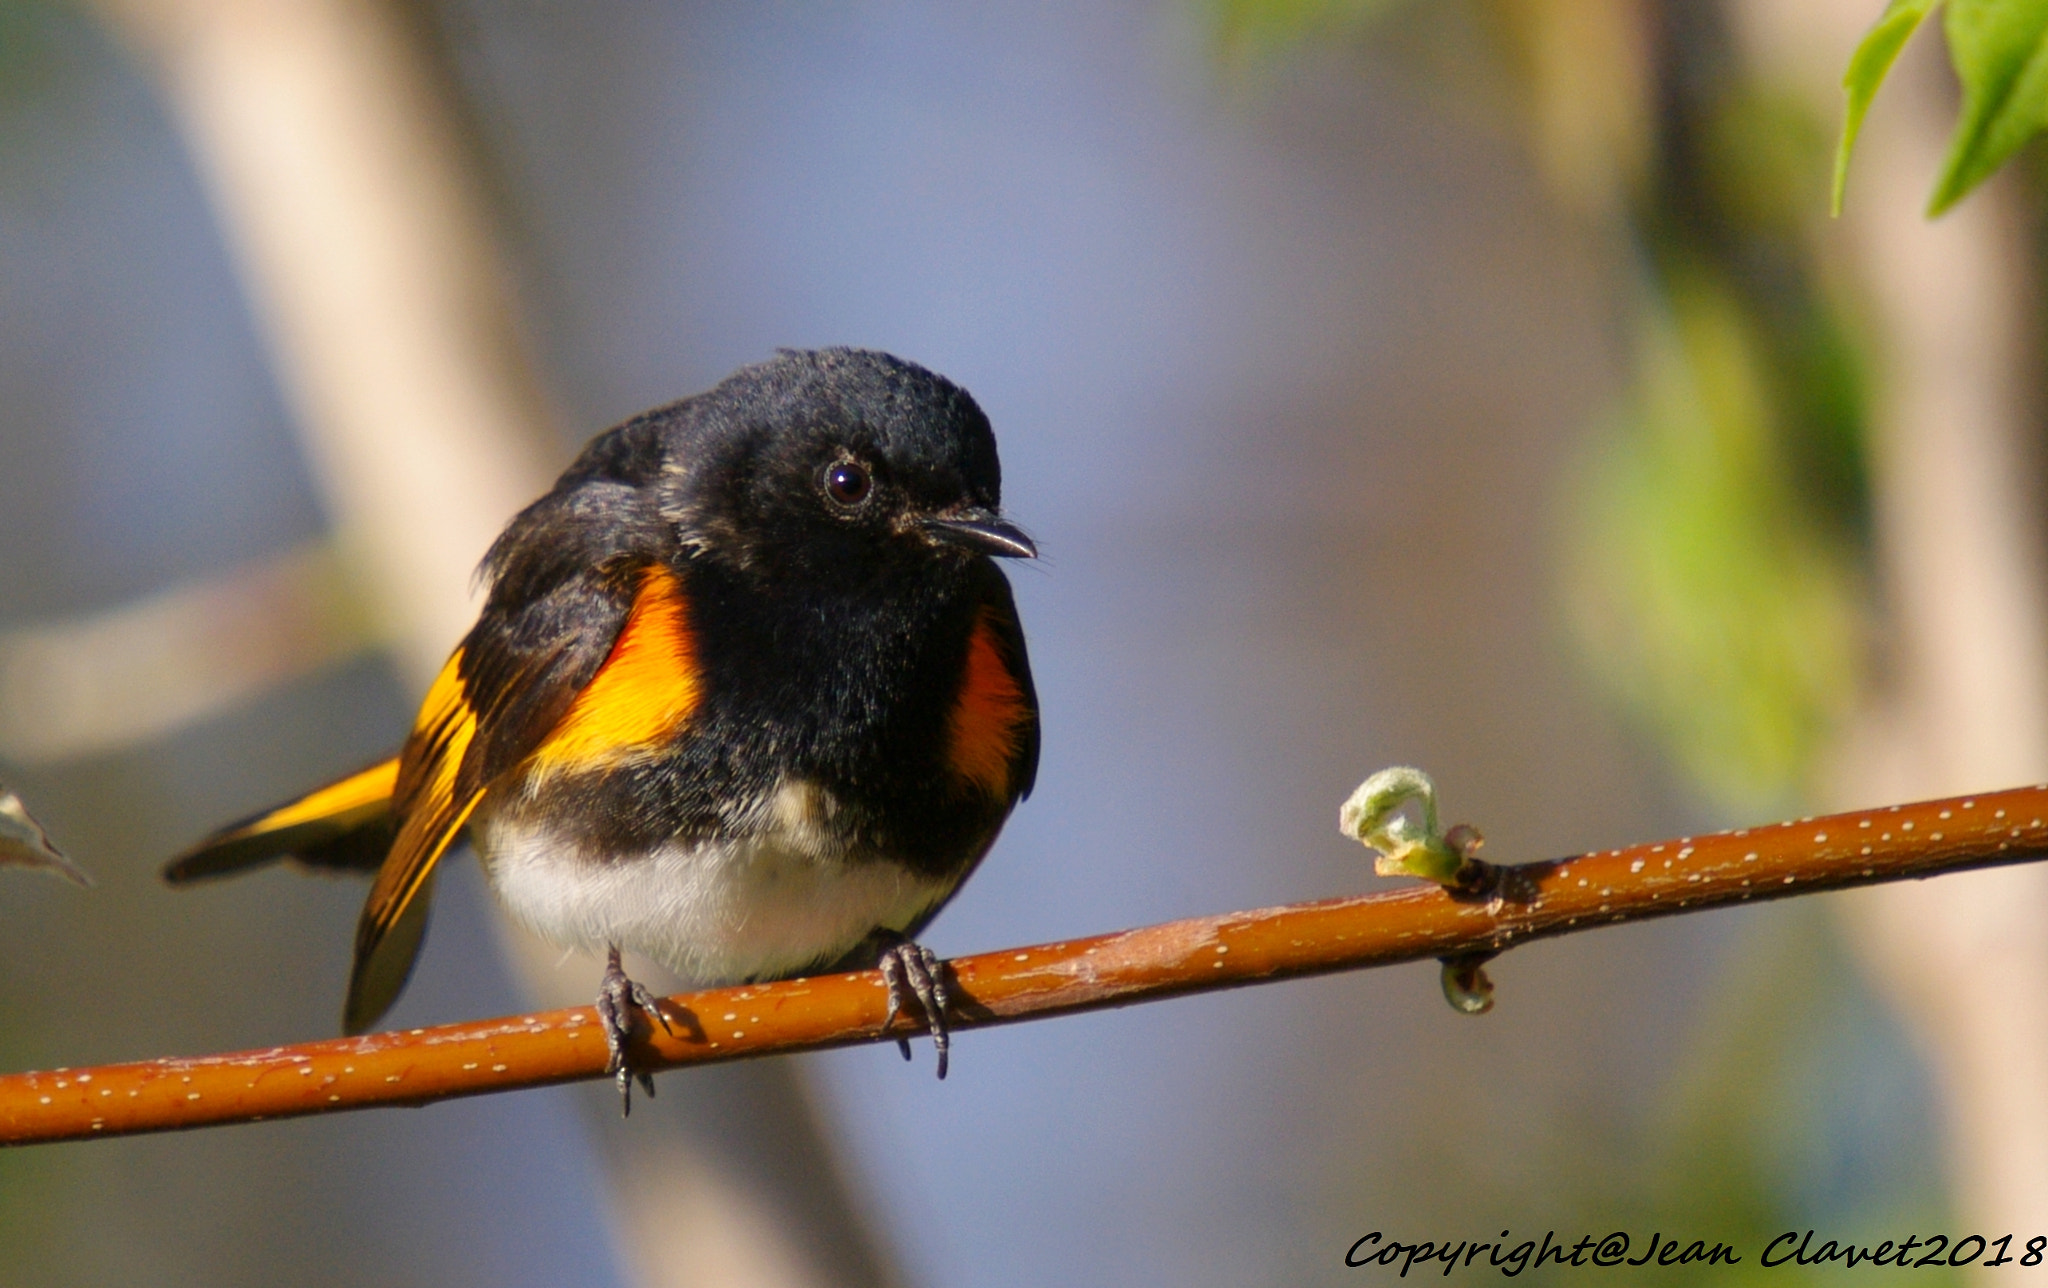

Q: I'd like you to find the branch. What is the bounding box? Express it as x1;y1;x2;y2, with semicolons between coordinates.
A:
8;783;2047;1146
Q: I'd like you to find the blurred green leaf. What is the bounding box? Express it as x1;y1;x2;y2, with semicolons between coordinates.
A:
1565;269;1867;812
1207;0;1400;59
1833;0;1940;216
1717;90;1835;232
1929;0;2048;213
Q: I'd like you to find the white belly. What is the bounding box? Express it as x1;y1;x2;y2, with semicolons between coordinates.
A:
472;810;956;985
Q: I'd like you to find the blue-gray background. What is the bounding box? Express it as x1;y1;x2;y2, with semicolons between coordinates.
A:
0;4;1938;1285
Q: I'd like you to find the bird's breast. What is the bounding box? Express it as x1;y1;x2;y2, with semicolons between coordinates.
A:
471;778;956;985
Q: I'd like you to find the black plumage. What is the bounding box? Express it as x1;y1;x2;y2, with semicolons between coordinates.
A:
167;349;1039;1102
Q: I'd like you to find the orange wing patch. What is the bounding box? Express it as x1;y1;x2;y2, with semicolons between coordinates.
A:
244;758;398;835
524;564;702;777
163;756;398;883
346;567;699;1032
946;609;1030;799
346;646;483;1033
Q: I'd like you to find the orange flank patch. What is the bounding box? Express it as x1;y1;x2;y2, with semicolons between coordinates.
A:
947;610;1029;798
243;758;397;836
526;565;702;775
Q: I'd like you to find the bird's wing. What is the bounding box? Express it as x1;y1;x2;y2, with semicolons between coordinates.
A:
345;557;699;1033
343;651;480;1034
165;757;400;882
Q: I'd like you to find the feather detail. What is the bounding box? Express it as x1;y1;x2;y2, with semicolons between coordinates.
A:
164;758;398;882
523;565;701;778
945;607;1031;799
344;649;483;1033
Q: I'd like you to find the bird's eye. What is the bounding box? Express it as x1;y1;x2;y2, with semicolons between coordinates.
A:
823;460;872;508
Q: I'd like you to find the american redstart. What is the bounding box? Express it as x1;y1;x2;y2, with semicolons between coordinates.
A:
167;349;1039;1108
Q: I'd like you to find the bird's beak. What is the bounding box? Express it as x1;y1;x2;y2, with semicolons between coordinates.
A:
921;511;1038;559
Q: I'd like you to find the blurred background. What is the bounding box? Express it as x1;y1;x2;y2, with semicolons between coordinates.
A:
1;0;2042;1283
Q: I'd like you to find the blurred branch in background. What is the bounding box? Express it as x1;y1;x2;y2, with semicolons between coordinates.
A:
1743;0;2048;1256
81;0;552;679
0;542;378;764
1587;0;2048;1262
13;0;2045;1275
1564;1;1875;819
1210;0;2048;1266
1596;0;2048;1263
57;1;898;1285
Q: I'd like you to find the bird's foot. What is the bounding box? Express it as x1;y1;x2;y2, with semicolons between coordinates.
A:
878;938;952;1079
596;944;672;1116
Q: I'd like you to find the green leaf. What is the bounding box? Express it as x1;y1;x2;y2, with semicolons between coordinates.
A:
1930;0;2048;213
1833;0;1942;215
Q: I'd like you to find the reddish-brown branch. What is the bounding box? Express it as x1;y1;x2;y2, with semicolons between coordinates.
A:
7;783;2047;1146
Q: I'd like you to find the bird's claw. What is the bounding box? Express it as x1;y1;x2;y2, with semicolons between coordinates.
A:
596;944;671;1116
879;939;952;1079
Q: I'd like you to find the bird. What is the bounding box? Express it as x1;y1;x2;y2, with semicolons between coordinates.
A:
165;348;1039;1109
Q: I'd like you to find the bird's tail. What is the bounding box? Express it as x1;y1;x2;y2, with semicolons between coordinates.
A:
164;757;400;883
